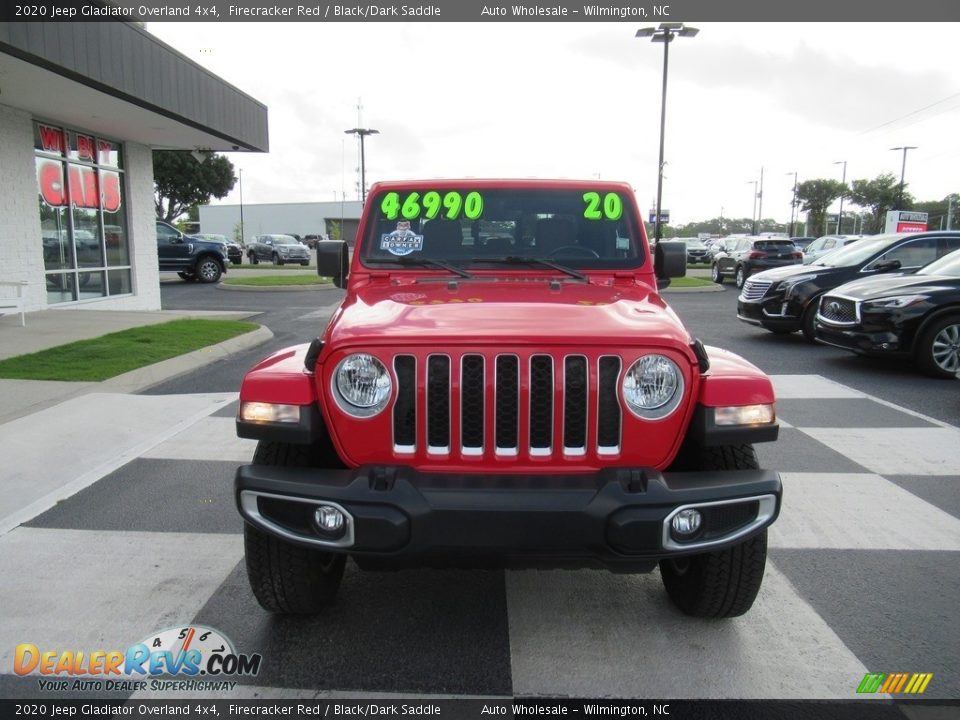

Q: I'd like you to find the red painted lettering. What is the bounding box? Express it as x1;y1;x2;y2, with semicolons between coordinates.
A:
38;125;66;155
101;172;121;212
76;134;95;161
67;165;99;209
38;160;65;206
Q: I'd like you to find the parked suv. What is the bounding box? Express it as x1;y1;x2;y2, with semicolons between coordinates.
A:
247;234;311;265
234;179;783;619
194;233;243;265
155;220;228;283
738;231;960;341
711;236;802;288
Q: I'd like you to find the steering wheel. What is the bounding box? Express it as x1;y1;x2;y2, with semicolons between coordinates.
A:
547;245;600;259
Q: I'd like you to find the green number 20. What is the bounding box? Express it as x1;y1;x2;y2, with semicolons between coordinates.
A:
583;192;623;221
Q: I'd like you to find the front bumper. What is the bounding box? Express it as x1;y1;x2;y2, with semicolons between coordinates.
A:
236;464;781;570
814;322;906;356
737;297;802;331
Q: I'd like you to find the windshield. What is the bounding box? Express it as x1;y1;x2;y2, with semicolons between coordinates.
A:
272;235;300;246
754;240;796;251
362;187;644;270
814;234;901;268
918;249;960;277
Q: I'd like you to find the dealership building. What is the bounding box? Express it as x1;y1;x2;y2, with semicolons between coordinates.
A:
0;22;268;314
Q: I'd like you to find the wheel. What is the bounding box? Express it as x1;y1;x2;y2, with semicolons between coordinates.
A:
244;441;347;614
735;266;746;289
273;253;284;266
916;315;960;379
801;301;819;343
233;257;243;266
660;444;768;618
301;261;309;267
195;257;222;283
711;263;723;284
177;271;197;282
250;253;259;265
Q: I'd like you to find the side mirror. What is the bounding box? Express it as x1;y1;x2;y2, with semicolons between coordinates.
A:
317;240;349;289
873;259;902;273
654;240;686;290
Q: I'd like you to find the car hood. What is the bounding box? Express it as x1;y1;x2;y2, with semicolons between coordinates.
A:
325;280;693;351
828;274;960;300
748;264;843;283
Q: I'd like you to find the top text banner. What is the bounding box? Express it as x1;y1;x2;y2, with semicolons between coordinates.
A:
4;0;960;21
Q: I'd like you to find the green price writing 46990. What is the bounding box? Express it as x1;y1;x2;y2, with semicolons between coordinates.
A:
381;191;484;221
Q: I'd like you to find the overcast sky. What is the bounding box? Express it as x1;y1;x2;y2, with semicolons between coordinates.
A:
148;21;959;228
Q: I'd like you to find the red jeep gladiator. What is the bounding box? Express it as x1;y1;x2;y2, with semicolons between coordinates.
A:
235;179;782;618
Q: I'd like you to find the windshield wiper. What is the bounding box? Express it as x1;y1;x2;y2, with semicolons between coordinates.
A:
369;256;473;279
469;256;587;281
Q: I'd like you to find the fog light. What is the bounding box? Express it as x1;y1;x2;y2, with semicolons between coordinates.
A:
714;404;775;426
671;509;702;536
314;505;345;536
239;401;300;424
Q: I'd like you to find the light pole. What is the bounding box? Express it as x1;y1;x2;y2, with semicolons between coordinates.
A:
636;22;698;243
756;166;764;233
889;146;917;210
344;127;379;203
747;180;758;234
833;160;847;234
786;171;798;237
238;169;245;245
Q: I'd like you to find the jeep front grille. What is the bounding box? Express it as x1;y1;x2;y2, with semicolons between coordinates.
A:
391;352;623;459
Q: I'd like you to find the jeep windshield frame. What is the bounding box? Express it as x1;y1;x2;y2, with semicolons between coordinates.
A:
360;186;646;272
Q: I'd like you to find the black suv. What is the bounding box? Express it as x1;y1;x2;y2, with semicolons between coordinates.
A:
711;236;802;288
155;221;229;283
737;231;960;341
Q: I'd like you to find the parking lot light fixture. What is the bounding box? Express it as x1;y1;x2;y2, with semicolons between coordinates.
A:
636;23;699;243
889;146;917;210
344;128;379;203
833;161;847;233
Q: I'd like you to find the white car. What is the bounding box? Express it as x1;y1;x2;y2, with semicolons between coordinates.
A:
803;235;865;264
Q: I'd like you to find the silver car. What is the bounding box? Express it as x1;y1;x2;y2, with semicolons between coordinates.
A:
802;235;865;265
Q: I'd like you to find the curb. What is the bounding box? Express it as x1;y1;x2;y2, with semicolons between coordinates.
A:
663;284;726;293
216;282;332;292
99;325;274;392
0;325;273;424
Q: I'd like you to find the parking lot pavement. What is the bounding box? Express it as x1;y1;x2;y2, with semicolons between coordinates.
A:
1;374;957;702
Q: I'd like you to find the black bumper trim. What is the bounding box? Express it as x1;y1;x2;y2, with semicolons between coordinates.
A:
235;464;782;567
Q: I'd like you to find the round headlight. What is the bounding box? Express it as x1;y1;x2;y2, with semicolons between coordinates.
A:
333;354;392;417
622;354;684;420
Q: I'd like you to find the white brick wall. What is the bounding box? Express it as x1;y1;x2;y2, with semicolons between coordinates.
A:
0;104;45;313
0;105;161;313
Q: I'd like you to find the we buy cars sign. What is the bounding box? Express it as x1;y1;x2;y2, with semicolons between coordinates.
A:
885;210;928;234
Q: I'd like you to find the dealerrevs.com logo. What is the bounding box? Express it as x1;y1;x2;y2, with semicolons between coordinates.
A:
14;625;262;693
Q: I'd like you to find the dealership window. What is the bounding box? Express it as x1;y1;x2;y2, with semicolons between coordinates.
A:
35;123;131;304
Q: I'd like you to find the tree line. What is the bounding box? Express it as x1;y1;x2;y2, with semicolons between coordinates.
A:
664;174;958;239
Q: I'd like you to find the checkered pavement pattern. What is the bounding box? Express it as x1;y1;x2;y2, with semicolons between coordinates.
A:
0;376;957;701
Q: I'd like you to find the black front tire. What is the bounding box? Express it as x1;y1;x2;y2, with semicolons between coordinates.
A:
273;253;284;266
244;441;347;614
177;271;197;282
660;444;768;618
801;301;819;342
735;265;747;289
915;314;960;379
711;264;723;284
195;257;223;283
250;253;259;265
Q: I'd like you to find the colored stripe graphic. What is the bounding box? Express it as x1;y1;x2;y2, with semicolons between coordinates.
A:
858;672;932;694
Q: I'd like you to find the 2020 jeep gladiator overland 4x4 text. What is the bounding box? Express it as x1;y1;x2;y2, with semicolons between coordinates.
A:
234;179;782;618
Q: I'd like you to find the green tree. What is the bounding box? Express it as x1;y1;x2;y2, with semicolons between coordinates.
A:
795;179;848;238
153;151;236;223
327;220;342;241
847;173;913;234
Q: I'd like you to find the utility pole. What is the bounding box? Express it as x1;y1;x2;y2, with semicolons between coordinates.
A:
756;167;764;233
833;160;847;234
748;180;758;235
948;195;955;231
786;171;798;237
238;168;245;245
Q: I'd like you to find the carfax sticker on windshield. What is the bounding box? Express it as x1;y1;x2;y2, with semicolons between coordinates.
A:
381;221;424;256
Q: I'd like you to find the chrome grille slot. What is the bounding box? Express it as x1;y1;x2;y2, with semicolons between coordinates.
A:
495;355;520;455
597;356;622;454
563;356;588;455
529;355;554;455
740;279;772;301
427;355;450;453
393;355;416;452
460;355;485;455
